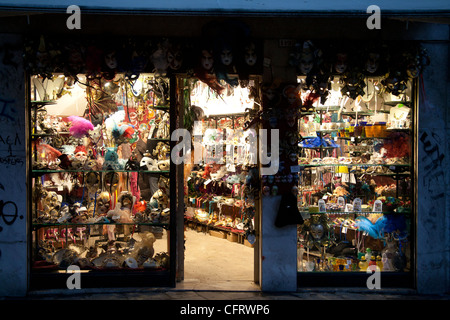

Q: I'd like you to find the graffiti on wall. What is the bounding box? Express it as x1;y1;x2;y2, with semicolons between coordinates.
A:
419;130;446;246
0;39;25;264
420;131;445;200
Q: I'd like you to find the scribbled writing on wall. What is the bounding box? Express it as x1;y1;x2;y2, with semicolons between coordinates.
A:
420;131;445;201
0;132;24;166
0;182;22;233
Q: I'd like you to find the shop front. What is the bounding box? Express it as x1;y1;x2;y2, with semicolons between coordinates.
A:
0;7;449;296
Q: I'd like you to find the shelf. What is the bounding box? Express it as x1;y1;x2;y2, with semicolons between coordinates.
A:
31;100;57;106
299;146;338;150
315;105;341;112
338;136;392;141
32;222;169;228
383;101;411;106
148;105;169;111
32;169;170;174
300;210;411;215
341;111;374;118
298;163;410;168
31;132;70;138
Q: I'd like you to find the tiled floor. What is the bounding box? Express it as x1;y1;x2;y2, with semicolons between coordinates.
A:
179;228;259;291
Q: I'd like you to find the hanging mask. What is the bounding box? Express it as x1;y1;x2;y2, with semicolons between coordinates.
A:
341;71;366;100
334;52;348;74
310;223;325;240
167;43;183;71
220;46;233;66
263;185;271;197
283;85;301;107
104;49;118;70
85;171;100;190
365;52;380;74
271;185;278;196
299;52;314;75
201;49;214;71
382;71;408;96
244;42;257;67
104;172;119;192
151;47;169;76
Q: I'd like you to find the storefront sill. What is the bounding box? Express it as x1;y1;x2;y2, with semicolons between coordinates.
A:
30;270;174;290
297;272;414;289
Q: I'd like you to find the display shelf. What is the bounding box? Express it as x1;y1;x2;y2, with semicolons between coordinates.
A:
300;210;411;215
341;111;374;118
148;105;170;111
31;169;170;174
383;101;411;106
32;222;170;229
314;105;341;112
31;100;57;106
298;163;411;168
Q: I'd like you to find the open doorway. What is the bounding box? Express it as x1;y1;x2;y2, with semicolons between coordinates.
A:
179;77;261;291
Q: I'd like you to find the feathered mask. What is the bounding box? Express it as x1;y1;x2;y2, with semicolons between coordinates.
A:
67;116;94;138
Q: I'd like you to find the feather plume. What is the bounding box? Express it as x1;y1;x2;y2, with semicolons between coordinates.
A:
67;116;94;138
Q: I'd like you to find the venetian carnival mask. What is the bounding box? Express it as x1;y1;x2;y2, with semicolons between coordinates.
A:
365;52;380;74
382;72;408;96
244;42;257;66
300;52;314;75
310;223;325;240
221;47;233;66
96;192;111;215
201;49;214;71
104;50;118;70
167;46;183;71
263;185;270;197
104;172;119;192
335;53;348;74
151;47;169;76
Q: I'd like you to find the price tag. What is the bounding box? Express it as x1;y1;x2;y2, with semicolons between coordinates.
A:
342;227;347;234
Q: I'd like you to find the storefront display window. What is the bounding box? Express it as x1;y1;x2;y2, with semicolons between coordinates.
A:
296;73;415;284
30;72;175;288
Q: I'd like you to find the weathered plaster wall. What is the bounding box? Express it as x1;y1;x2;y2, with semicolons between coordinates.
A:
0;33;27;297
417;41;449;294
